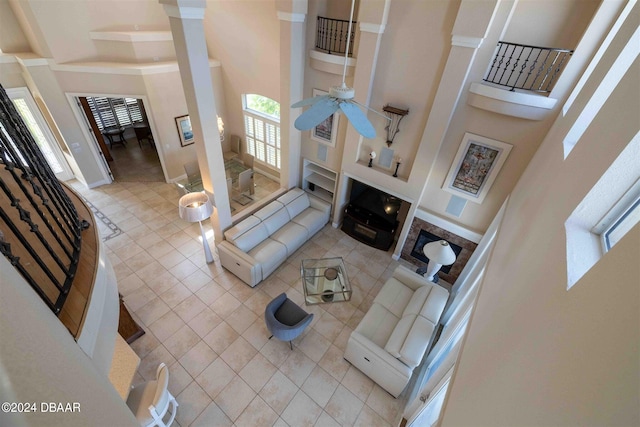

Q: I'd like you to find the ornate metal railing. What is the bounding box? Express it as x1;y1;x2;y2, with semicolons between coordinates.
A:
316;16;356;56
484;41;573;93
0;84;87;314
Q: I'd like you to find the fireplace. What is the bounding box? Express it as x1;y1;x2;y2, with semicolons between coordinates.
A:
410;230;463;275
401;216;477;284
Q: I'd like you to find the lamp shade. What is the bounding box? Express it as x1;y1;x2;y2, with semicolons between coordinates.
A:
423;240;456;266
178;192;213;223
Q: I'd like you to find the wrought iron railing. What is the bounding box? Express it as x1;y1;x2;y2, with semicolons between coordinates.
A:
316;16;356;56
484;41;573;93
0;84;87;314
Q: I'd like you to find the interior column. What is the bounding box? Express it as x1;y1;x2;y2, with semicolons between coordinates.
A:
277;0;308;189
160;0;231;244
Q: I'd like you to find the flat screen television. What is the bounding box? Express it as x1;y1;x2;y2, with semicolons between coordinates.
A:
349;181;401;226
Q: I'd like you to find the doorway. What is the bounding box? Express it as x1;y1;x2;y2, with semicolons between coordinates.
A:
78;96;164;183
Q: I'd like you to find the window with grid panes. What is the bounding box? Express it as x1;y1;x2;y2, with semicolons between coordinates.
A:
243;94;281;170
86;96;143;131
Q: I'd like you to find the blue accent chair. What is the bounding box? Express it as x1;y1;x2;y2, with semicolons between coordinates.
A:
265;293;314;350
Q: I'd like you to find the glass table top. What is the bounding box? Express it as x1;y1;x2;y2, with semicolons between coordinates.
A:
301;257;352;305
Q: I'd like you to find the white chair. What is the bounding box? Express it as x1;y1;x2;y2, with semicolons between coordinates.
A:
223;134;241;161
126;363;178;427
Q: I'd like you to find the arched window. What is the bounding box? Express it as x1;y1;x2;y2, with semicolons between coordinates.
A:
242;94;280;170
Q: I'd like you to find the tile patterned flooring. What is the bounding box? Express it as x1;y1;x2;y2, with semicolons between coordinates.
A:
71;180;411;427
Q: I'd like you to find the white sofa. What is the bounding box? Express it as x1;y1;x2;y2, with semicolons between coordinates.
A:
218;188;331;287
344;265;449;397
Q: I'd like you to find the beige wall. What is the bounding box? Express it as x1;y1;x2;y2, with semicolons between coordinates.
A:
204;0;280;143
0;0;30;53
503;0;601;49
0;256;137;427
440;47;639;427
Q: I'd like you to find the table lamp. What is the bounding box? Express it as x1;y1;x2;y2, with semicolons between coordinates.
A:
422;240;456;282
178;192;214;263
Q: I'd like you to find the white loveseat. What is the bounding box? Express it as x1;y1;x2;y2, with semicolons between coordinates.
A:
344;265;449;397
218;188;331;287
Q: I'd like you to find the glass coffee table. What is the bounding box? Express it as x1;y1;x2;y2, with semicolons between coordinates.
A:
301;257;352;305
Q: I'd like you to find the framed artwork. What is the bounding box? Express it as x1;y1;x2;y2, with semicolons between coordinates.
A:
442;133;512;204
175;115;194;147
310;89;339;147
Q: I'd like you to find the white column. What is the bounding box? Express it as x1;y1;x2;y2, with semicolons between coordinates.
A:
277;1;308;189
160;0;231;243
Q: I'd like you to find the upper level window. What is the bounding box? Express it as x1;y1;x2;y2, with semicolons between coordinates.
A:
593;180;640;253
242;94;280;170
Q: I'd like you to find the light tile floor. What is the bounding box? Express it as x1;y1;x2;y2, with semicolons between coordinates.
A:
71;180;411;427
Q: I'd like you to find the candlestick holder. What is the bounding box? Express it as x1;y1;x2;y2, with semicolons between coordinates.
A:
393;162;400;177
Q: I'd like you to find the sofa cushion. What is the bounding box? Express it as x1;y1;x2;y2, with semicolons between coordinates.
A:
403;286;431;317
420;286;449;324
271;222;309;255
384;314;416;358
373;277;414;318
248;238;287;279
281;190;310;219
254;201;290;235
291;208;327;236
232;222;270;253
398;316;436;368
224;215;261;242
277;187;305;205
355;303;399;348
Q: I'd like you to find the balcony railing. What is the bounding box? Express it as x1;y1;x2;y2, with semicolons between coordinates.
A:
0;84;87;315
484;41;573;93
316;16;356;56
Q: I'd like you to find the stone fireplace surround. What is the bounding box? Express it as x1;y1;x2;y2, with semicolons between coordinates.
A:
401;216;477;284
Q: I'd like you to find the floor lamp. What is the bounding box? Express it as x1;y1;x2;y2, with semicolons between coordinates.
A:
178;192;214;263
423;240;456;283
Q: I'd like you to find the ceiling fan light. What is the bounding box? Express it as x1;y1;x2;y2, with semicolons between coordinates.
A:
329;84;355;100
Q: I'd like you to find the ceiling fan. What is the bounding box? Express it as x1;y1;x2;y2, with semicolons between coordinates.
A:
291;0;388;139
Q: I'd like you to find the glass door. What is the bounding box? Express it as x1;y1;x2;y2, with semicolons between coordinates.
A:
7;88;74;181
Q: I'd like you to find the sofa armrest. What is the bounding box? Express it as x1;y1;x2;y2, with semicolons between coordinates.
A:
217;241;262;287
392;265;435;291
348;332;413;376
308;194;331;216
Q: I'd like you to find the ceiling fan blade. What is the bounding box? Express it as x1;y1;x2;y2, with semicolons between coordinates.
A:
339;102;376;139
294;97;339;130
292;94;329;108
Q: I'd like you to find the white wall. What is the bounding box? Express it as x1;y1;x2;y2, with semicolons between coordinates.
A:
0;256;137;427
440;26;639;426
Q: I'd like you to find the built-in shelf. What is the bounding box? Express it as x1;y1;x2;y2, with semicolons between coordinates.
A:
302;159;337;206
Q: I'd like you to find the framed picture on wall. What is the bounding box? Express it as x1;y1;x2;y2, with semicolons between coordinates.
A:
175;115;194;147
442;132;512;204
310;89;339;147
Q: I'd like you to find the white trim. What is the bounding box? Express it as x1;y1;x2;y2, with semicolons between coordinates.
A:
563;0;637;115
309;50;357;67
0;53;48;66
451;35;483;49
89;31;173;43
6;87;75;181
469;82;556;109
415;208;483;243
277;12;306;23
359;22;385;34
48;59;220;75
86;178;113;189
563;24;639;158
162;4;205;20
